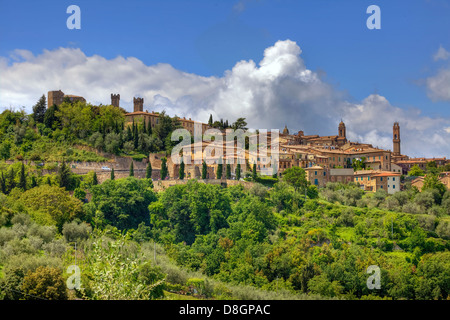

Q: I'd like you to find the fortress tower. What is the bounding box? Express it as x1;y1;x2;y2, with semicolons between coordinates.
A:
133;97;144;112
48;90;65;107
393;122;401;156
111;94;120;107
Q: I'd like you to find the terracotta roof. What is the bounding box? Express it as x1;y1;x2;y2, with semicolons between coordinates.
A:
371;172;401;177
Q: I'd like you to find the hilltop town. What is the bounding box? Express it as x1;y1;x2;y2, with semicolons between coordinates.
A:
46;90;450;194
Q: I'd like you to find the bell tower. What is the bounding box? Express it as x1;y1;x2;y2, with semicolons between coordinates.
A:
338;120;346;139
393;122;401;156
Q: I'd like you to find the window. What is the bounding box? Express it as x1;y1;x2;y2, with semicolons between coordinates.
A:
393;185;396;189
314;179;318;185
368;176;370;180
380;177;383;181
315;171;317;175
393;177;395;181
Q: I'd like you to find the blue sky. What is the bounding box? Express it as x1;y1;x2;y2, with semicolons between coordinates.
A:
1;0;450;156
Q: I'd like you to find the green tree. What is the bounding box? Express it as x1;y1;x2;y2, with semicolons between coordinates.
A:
43;104;59;129
426;161;439;175
84;234;165;299
226;163;231;179
179;158;185;180
31;175;37;188
252;163;257;180
208;114;213;126
0;140;11;161
231;117;248;130
19;162;27;191
92;171;98;185
161;157;168;180
32;94;47;124
236;163;241;180
202;161;208;179
129;161;134;177
21;266;67;300
7;167;15;192
217;161;223;180
282;167;308;192
18;185;84;229
146;161;152;179
85;178;156;230
110;168;115;180
58;160;71;190
409;164;425;176
0;171;7;194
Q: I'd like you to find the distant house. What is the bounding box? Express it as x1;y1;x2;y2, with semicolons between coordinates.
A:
354;170;401;194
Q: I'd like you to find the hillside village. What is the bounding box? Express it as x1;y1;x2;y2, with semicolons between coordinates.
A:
47;90;450;194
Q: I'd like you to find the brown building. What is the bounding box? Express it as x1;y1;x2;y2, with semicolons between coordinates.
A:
48;90;86;106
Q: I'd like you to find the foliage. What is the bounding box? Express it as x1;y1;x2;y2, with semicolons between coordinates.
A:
85;177;156;230
21;266;67;300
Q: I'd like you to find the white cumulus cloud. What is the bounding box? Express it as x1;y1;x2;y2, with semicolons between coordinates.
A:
1;40;449;158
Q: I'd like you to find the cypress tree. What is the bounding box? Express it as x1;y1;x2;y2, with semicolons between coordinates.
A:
58;160;71;189
111;168;115;180
208;114;213;126
217;161;223;180
146;162;152;179
179;158;185;180
31;175;37;188
127;125;133;141
92;171;98;185
19;162;27;191
236;163;241;181
226;164;231;179
8;167;15;192
160;157;168;180
252;163;257;180
0;171;6;194
202;161;207;179
129;161;134;177
134;130;139;150
147;120;152;135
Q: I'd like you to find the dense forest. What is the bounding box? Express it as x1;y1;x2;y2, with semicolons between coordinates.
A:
0;96;449;300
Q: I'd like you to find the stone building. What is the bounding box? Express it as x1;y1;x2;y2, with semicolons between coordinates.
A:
48;90;86;106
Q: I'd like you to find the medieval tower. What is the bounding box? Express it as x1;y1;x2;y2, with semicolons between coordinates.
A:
48;90;65;107
111;94;120;107
133;97;144;112
338;120;346;139
393;122;401;156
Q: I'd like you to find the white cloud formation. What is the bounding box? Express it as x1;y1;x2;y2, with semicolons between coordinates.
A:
1;41;449;158
426;68;450;101
433;45;450;61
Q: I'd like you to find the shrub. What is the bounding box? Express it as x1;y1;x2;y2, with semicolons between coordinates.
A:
21;266;68;300
436;220;450;240
62;220;92;243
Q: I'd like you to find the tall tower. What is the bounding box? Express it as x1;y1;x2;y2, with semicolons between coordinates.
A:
133;97;144;112
111;94;120;107
393;122;401;156
48;90;65;106
338;120;346;139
